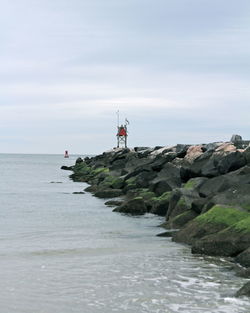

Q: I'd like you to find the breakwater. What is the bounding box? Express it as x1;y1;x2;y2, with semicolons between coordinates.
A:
63;141;250;297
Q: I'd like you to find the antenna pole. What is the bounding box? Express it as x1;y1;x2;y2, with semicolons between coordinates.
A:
117;110;120;127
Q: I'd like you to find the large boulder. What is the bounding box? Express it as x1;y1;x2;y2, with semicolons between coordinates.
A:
150;155;169;171
209;184;250;210
113;198;147;215
181;150;214;179
231;134;243;142
149;180;172;196
198;175;231;198
174;144;190;158
184;177;209;191
166;210;198;229
149;163;182;196
181;147;246;179
134;171;157;188
173;218;224;245
216;151;246;174
190;205;250;257
198;166;250;200
236;282;250;297
109;159;127;171
75;157;83;164
149;191;172;216
165;183;203;222
235;248;250;268
192;229;250;257
173;204;249;247
124;153;153;174
184;145;204;163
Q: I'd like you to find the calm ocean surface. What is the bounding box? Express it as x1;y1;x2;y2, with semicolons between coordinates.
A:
0;153;250;313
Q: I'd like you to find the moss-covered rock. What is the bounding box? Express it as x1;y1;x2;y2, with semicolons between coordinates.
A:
192;227;250;257
190;205;250;257
97;175;124;190
167;210;198;229
137;189;156;200
84;185;99;193
105;200;124;207
173;205;248;245
125;177;137;185
157;191;172;201
111;177;125;189
196;205;248;226
70;162;92;181
94;189;123;199
70;163;109;183
149;191;172;216
92;167;109;175
113;197;147;215
183;177;208;190
166;194;190;221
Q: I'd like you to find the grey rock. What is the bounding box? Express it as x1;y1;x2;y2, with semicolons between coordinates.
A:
94;189;123;198
75;157;83;164
236;281;250;297
231;134;242;142
235;248;250;268
191;228;250;257
113;198;147;215
105;200;124;207
150;180;172;196
134;171;157;188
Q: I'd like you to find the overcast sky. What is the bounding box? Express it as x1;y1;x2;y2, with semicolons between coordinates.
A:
1;0;250;154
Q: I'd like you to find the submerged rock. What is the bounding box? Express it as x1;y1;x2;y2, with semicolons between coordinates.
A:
61;165;73;170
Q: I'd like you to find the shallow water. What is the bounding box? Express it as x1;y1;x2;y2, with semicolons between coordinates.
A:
0;153;249;313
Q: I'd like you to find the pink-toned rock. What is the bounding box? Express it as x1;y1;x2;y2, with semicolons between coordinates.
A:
215;143;237;154
184;145;203;162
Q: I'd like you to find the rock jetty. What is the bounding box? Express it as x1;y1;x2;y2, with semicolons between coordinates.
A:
62;137;250;296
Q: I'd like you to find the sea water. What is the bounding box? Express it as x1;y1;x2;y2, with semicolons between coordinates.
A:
0;153;250;313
